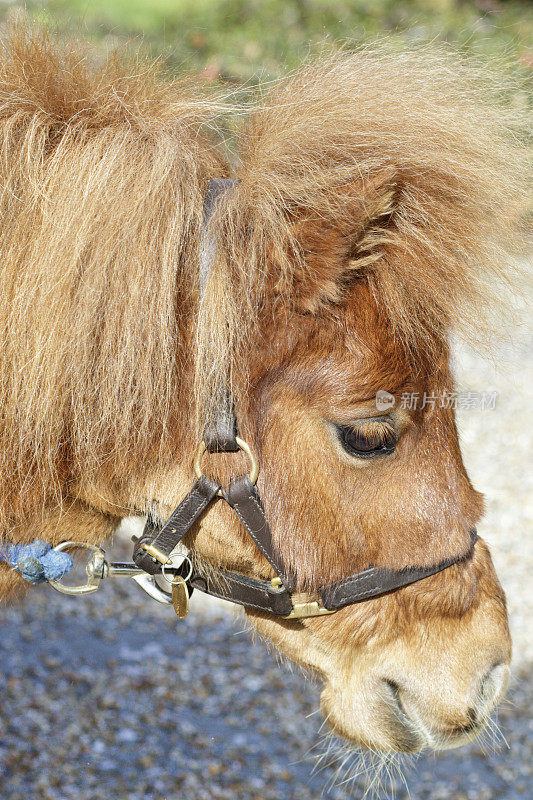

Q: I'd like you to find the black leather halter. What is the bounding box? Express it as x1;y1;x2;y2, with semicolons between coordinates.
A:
132;179;478;619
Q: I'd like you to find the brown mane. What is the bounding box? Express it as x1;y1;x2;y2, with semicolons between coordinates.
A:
0;24;230;531
205;47;528;422
0;23;528;534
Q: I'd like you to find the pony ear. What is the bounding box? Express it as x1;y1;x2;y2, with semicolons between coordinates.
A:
276;167;398;312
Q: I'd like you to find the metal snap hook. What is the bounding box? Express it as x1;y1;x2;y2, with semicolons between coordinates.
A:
132;574;173;605
47;541;106;595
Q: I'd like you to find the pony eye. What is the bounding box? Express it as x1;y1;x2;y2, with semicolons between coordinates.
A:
336;420;397;459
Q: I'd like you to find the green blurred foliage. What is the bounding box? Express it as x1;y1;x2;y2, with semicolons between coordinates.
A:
9;0;532;85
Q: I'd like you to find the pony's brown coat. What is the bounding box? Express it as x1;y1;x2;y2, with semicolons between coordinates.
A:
216;48;528;368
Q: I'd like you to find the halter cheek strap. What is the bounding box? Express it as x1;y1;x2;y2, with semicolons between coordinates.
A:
132;178;478;619
321;528;478;610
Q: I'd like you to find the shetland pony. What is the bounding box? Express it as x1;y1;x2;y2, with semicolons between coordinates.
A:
0;24;528;753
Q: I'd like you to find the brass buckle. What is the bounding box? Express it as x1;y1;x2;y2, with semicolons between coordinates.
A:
193;436;259;496
139;542;172;565
283;599;336;619
270;577;336;619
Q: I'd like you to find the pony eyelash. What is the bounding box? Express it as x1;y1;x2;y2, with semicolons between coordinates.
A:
335;418;398;459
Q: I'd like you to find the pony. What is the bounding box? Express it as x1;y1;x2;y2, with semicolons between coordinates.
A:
0;23;529;754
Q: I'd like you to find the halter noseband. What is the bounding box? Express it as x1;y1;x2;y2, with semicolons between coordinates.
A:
131;179;478;619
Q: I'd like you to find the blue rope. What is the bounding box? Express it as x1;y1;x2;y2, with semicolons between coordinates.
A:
0;539;74;584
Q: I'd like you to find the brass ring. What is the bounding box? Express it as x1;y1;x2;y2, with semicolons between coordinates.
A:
193;436;259;486
161;554;193;586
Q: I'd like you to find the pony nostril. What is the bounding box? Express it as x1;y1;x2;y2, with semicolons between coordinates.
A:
448;709;478;737
380;679;427;753
477;663;509;716
383;678;401;695
449;665;509;737
378;665;510;752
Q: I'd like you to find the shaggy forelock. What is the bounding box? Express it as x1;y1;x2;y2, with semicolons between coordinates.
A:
196;48;529;424
211;48;528;379
0;23;528;531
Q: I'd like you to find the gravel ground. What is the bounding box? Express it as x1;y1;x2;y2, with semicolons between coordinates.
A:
0;326;531;800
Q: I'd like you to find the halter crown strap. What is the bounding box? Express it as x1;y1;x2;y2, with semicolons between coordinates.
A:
199;178;240;454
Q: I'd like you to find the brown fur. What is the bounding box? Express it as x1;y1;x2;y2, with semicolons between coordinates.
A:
0;22;528;753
